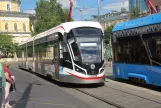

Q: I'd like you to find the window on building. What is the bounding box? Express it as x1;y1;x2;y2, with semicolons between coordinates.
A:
5;23;8;31
23;23;26;32
6;4;10;11
14;23;17;31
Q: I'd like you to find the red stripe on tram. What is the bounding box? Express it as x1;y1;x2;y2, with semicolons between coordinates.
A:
67;72;104;80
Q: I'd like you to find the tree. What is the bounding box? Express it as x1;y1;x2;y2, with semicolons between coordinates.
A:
104;25;114;46
34;0;70;35
130;6;141;19
0;34;17;57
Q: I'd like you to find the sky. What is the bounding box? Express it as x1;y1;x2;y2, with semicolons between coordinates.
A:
20;0;129;21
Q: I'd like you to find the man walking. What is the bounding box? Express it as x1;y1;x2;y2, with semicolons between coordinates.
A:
0;54;6;107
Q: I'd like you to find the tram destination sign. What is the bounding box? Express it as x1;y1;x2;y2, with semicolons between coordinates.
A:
113;23;161;39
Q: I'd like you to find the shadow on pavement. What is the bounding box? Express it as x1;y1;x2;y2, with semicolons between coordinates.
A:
11;81;43;108
12;83;33;108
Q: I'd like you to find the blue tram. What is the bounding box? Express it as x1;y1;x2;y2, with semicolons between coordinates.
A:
112;13;161;86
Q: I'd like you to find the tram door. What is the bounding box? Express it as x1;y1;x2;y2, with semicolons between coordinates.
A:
53;43;59;80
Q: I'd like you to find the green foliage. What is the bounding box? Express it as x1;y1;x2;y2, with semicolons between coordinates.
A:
34;0;71;35
0;34;17;57
104;25;114;45
130;6;141;19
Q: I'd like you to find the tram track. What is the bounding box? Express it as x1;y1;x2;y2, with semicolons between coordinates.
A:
74;88;125;108
72;84;161;108
71;78;161;108
103;84;161;105
104;78;161;104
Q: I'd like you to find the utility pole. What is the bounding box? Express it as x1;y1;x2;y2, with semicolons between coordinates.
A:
98;0;100;22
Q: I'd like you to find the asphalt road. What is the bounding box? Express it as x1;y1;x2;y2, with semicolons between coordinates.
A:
8;64;95;108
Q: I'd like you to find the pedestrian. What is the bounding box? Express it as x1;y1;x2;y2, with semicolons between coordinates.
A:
2;62;13;108
106;46;113;66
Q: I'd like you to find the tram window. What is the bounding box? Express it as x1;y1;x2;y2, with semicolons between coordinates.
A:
42;43;48;60
113;37;150;65
73;28;102;36
35;44;46;61
67;31;74;39
61;45;73;69
146;35;161;66
27;47;33;57
58;34;63;41
45;42;54;61
46;46;54;60
17;48;22;58
156;40;161;59
113;40;130;63
63;48;71;62
62;44;71;61
35;45;39;58
71;42;80;61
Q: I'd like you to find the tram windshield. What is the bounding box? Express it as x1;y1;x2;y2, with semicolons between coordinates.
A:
69;27;103;63
79;43;101;63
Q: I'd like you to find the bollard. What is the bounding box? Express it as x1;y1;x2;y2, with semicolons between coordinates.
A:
0;77;2;106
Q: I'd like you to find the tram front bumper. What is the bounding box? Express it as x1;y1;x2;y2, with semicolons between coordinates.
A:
59;74;105;84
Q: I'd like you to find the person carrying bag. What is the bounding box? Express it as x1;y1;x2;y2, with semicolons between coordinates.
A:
2;62;14;108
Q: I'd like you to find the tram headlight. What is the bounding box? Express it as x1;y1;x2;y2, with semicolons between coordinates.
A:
99;65;105;73
75;66;86;74
100;68;104;73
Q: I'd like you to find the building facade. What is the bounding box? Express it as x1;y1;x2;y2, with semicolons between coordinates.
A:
129;0;147;13
0;0;20;12
99;9;129;31
0;0;34;44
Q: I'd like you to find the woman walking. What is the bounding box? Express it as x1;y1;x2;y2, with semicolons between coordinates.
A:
2;62;13;108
